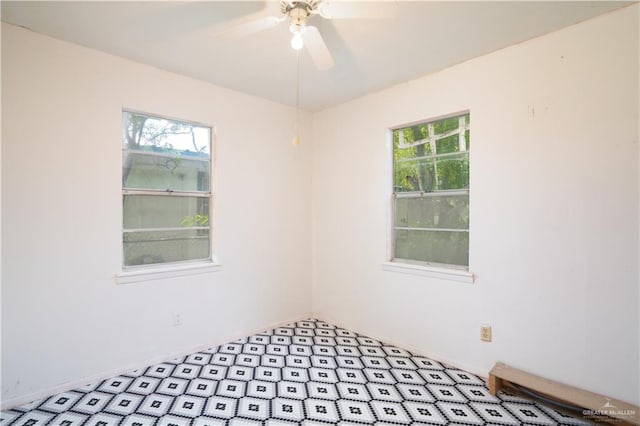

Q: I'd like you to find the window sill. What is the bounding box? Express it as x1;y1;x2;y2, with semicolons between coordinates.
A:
382;261;474;283
115;262;221;284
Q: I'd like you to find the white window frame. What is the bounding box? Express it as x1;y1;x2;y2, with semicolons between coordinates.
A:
115;110;219;284
384;111;474;283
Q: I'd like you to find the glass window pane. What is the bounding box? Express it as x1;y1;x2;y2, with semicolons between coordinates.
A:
433;116;460;135
392;112;470;268
123;229;210;266
393;128;433;158
395;194;469;229
435;154;469;190
123;111;210;156
123;151;210;192
394;157;436;192
394;229;468;267
123;195;209;229
435;134;459;155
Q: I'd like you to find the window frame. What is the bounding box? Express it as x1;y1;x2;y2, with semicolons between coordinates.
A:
385;111;473;282
116;109;219;283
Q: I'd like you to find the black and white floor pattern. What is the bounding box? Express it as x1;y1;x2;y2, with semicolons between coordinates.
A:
1;319;590;425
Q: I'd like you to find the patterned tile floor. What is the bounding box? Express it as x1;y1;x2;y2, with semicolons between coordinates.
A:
1;319;590;425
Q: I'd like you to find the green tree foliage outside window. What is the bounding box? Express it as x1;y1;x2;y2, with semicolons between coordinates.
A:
392;113;470;268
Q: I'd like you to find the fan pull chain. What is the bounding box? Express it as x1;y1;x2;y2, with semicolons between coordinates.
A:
293;50;301;146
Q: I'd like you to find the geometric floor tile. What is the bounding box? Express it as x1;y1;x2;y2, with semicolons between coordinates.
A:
8;411;55;425
49;411;89;425
363;368;397;385
270;397;305;422
436;401;486;425
427;383;468;403
396;382;437;403
370;400;412;424
84;412;124;426
156;414;192;426
447;369;486;385
185;353;212;365
402;401;449;425
215;379;246;399
336;382;371;401
458;382;502;403
336;367;367;383
0;319;596;426
0;412;20;424
120;413;156;426
471;401;523;425
101;392;143;416
155;377;189;396
37;392;83;413
203;395;238;419
136;393;173;417
503;402;558;425
199;365;228;382
169;394;207;418
392;368;425;385
97;376;133;394
172;363;201;380
186;378;218;397
336;399;377;423
69;392;113;414
127;376;160;395
303;398;340;423
311;354;336;369
245;380;276;399
193;417;227;426
419;369;456;385
306;381;339;400
144;363;175;379
237;396;270;421
277;381;307;400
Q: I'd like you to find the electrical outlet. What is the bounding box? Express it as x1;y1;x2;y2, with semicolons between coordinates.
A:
480;325;492;342
173;313;182;327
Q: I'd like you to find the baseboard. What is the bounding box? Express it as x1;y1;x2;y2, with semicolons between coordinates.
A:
1;313;313;411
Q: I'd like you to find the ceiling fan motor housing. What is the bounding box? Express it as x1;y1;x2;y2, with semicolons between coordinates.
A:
282;1;319;31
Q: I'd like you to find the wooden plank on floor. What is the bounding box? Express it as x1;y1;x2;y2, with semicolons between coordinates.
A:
489;362;639;425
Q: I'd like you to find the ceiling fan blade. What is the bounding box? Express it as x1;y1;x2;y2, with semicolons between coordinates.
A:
318;1;398;20
215;15;284;39
303;26;335;70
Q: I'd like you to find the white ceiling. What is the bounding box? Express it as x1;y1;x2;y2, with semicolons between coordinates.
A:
1;1;630;111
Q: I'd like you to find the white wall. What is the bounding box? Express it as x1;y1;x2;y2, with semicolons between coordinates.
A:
1;23;312;404
312;5;639;404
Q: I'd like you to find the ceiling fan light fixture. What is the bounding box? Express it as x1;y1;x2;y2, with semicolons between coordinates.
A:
290;31;305;50
287;2;310;51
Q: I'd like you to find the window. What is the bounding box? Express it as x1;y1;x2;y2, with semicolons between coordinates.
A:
391;112;469;269
122;111;213;268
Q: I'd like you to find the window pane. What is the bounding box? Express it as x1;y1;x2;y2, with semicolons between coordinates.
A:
395;194;469;229
393;127;433;169
435;154;469;190
394;229;468;267
123;195;209;229
394;157;435;192
123;151;210;192
392;112;470;269
123;229;210;266
123;111;210;155
435;134;459;155
433;116;460;135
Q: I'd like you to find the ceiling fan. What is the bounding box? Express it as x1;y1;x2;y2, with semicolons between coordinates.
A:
219;1;397;70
